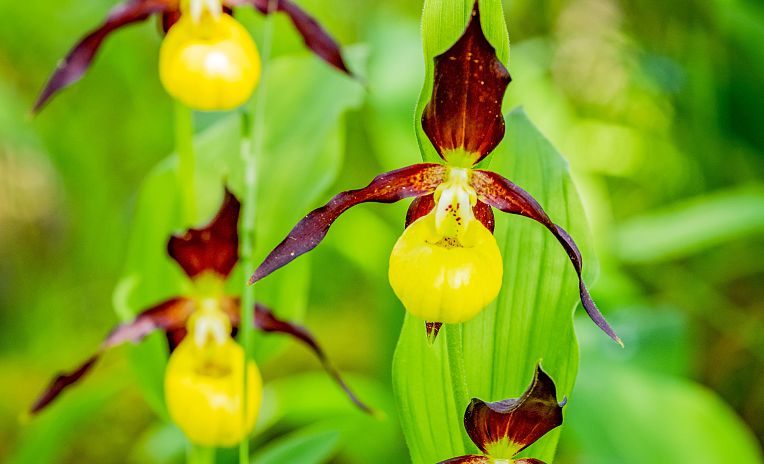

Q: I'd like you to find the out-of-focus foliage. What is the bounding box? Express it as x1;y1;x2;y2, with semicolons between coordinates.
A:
1;0;762;462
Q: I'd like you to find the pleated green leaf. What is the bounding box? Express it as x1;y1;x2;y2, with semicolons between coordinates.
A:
393;109;590;463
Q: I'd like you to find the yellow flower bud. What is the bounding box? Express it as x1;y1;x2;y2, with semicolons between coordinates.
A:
388;212;502;324
164;336;262;446
159;13;261;111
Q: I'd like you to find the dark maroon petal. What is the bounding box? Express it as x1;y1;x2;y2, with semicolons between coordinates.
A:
405;194;436;228
405;194;495;233
160;7;181;33
165;327;187;351
29;357;98;415
226;0;351;74
219;299;371;413
168;188;241;279
464;365;564;457
513;460;546;464
254;304;371;413
30;298;193;414
425;321;443;344
473;200;496;233
33;0;169;113
421;1;511;164
471;170;622;346
250;164;447;283
438;456;490;464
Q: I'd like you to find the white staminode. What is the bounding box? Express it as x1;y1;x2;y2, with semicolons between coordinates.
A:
189;0;223;22
193;298;230;347
434;167;476;237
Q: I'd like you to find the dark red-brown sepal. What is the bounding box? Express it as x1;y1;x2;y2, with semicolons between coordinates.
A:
405;194;495;233
464;365;564;458
470;169;622;346
421;0;511;165
30;297;194;414
168;188;241;279
227;0;351;74
438;456;491;464
33;0;170;113
250;163;447;283
221;300;371;413
514;460;546;464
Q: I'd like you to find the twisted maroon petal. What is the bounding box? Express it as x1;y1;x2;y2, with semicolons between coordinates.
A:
221;299;371;413
30;298;193;414
422;0;511;164
250;163;447;283
227;0;351;74
168;189;240;279
33;0;170;113
465;365;564;457
471;169;622;346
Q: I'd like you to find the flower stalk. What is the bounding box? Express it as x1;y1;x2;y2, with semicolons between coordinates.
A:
238;1;277;461
188;444;215;464
174;100;197;225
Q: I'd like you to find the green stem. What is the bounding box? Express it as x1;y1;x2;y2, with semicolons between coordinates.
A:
446;325;474;454
188;444;215;464
239;2;277;462
175;100;196;225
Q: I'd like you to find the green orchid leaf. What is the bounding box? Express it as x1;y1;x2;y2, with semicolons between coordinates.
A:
393;109;592;463
116;50;365;416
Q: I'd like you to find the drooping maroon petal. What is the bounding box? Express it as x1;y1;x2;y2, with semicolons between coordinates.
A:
464;365;564;457
437;456;490;464
168;189;241;279
30;298;193;414
471;169;622;346
405;193;495;233
250;163;448;283
219;299;371;413
33;0;170;113
421;0;511;165
29;357;98;416
226;0;351;74
513;460;546;464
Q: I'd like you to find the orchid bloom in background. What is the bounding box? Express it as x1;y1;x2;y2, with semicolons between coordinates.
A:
249;1;621;345
34;0;351;112
30;189;368;446
438;365;566;464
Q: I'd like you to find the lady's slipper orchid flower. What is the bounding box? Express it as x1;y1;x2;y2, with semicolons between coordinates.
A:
438;365;565;464
33;0;351;112
30;189;369;444
249;1;621;345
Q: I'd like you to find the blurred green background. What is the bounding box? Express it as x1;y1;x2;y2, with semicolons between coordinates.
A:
1;0;762;462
